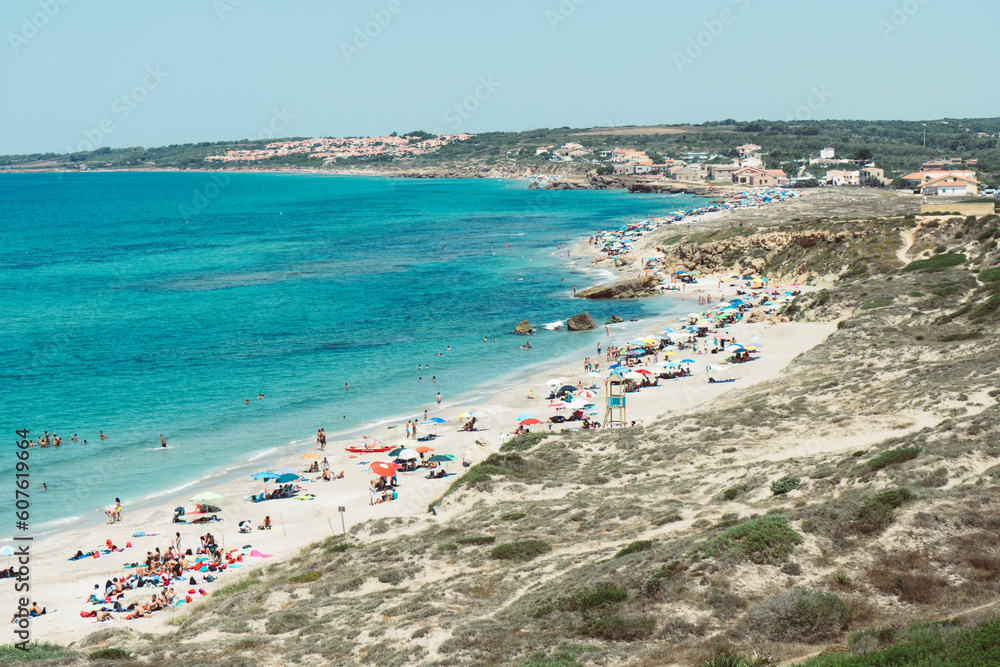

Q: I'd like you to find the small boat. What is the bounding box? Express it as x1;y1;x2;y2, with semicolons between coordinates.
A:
345;445;392;454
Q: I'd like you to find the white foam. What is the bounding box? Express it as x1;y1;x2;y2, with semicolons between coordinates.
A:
544;321;564;330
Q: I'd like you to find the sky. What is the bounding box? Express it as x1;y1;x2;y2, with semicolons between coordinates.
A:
2;0;998;155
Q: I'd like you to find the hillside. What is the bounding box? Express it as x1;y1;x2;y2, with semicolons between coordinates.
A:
16;196;1000;667
3;118;999;188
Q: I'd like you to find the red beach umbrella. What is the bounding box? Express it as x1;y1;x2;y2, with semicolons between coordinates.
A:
370;462;397;477
519;418;543;426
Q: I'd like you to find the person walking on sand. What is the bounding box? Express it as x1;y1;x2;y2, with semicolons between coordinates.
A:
405;420;412;440
115;498;122;523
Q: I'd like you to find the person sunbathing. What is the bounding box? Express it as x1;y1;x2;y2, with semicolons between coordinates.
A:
322;468;332;481
95;610;115;622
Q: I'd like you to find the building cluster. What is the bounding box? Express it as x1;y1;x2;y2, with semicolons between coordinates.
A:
204;133;474;164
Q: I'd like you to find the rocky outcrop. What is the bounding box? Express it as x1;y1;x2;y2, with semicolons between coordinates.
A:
543;174;717;195
744;309;766;323
514;320;533;334
566;313;596;331
613;257;633;268
575;275;661;299
656;229;872;278
610;314;624;323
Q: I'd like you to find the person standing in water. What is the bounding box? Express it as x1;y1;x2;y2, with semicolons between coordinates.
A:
160;434;167;448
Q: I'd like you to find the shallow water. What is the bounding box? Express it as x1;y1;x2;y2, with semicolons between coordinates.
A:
0;172;699;533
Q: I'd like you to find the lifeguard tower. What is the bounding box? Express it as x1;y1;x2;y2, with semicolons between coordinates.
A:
603;369;627;428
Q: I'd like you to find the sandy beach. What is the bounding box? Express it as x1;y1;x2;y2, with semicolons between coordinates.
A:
3;190;834;647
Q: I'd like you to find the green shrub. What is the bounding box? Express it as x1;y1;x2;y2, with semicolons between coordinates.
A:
748;587;852;642
288;571;321;583
868;447;920;471
264;609;312;635
700;653;774;667
456;535;496;545
88;647;131;661
643;560;685;596
438;542;458;552
614;540;653;558
499;512;526;521
706;588;746;619
500;432;546;452
901;253;966;272
491;539;551;561
546;583;629;617
722;485;745;501
859;297;892;310
939;330;983;342
579;615;655;641
771;475;801;495
854;488;914;534
212;577;260;598
908;291;924;297
0;642;74;662
324;542;353;554
377;569;405;585
697;515;802;565
980;268;1000;283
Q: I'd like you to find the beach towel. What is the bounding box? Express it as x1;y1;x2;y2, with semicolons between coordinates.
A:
295;495;315;501
249;550;273;558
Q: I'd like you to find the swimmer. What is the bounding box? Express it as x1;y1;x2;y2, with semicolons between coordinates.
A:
160;434;167;448
245;399;250;404
71;434;77;442
100;431;107;440
42;483;47;490
345;383;349;391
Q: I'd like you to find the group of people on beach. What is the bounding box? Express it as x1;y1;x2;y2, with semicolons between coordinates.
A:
75;530;244;622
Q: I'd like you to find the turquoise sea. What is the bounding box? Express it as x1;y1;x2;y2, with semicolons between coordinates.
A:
0;172;699;534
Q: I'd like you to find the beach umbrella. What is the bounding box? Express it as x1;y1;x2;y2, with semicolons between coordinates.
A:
0;546;13;557
397;449;419;460
428;454;456;463
388;447;405;457
549;401;566;409
724;344;744;353
190;491;223;503
634;368;653;375
608;363;623;370
516;413;535;421
454;410;482;421
370;462;396;478
274;467;298;476
544;377;568;386
681;359;696;364
424;417;446;424
276;473;301;484
302;452;323;461
415;446;434;453
586;371;603;378
576;389;597;399
250;471;279;481
519;418;543;426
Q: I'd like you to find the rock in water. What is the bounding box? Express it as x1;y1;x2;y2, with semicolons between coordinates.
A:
610;314;624;323
566;313;596;331
514;320;533;334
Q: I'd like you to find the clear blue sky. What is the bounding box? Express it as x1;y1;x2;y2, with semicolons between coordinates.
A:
2;0;997;155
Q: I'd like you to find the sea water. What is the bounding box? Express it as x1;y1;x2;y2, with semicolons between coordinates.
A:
0;172;700;534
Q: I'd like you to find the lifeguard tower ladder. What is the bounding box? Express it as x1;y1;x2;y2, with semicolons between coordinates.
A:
603;370;627;428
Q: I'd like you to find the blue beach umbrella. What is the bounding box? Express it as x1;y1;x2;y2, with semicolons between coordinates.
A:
276;473;301;484
681;359;696;364
251;471;279;481
274;467;298;476
517;413;535;421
